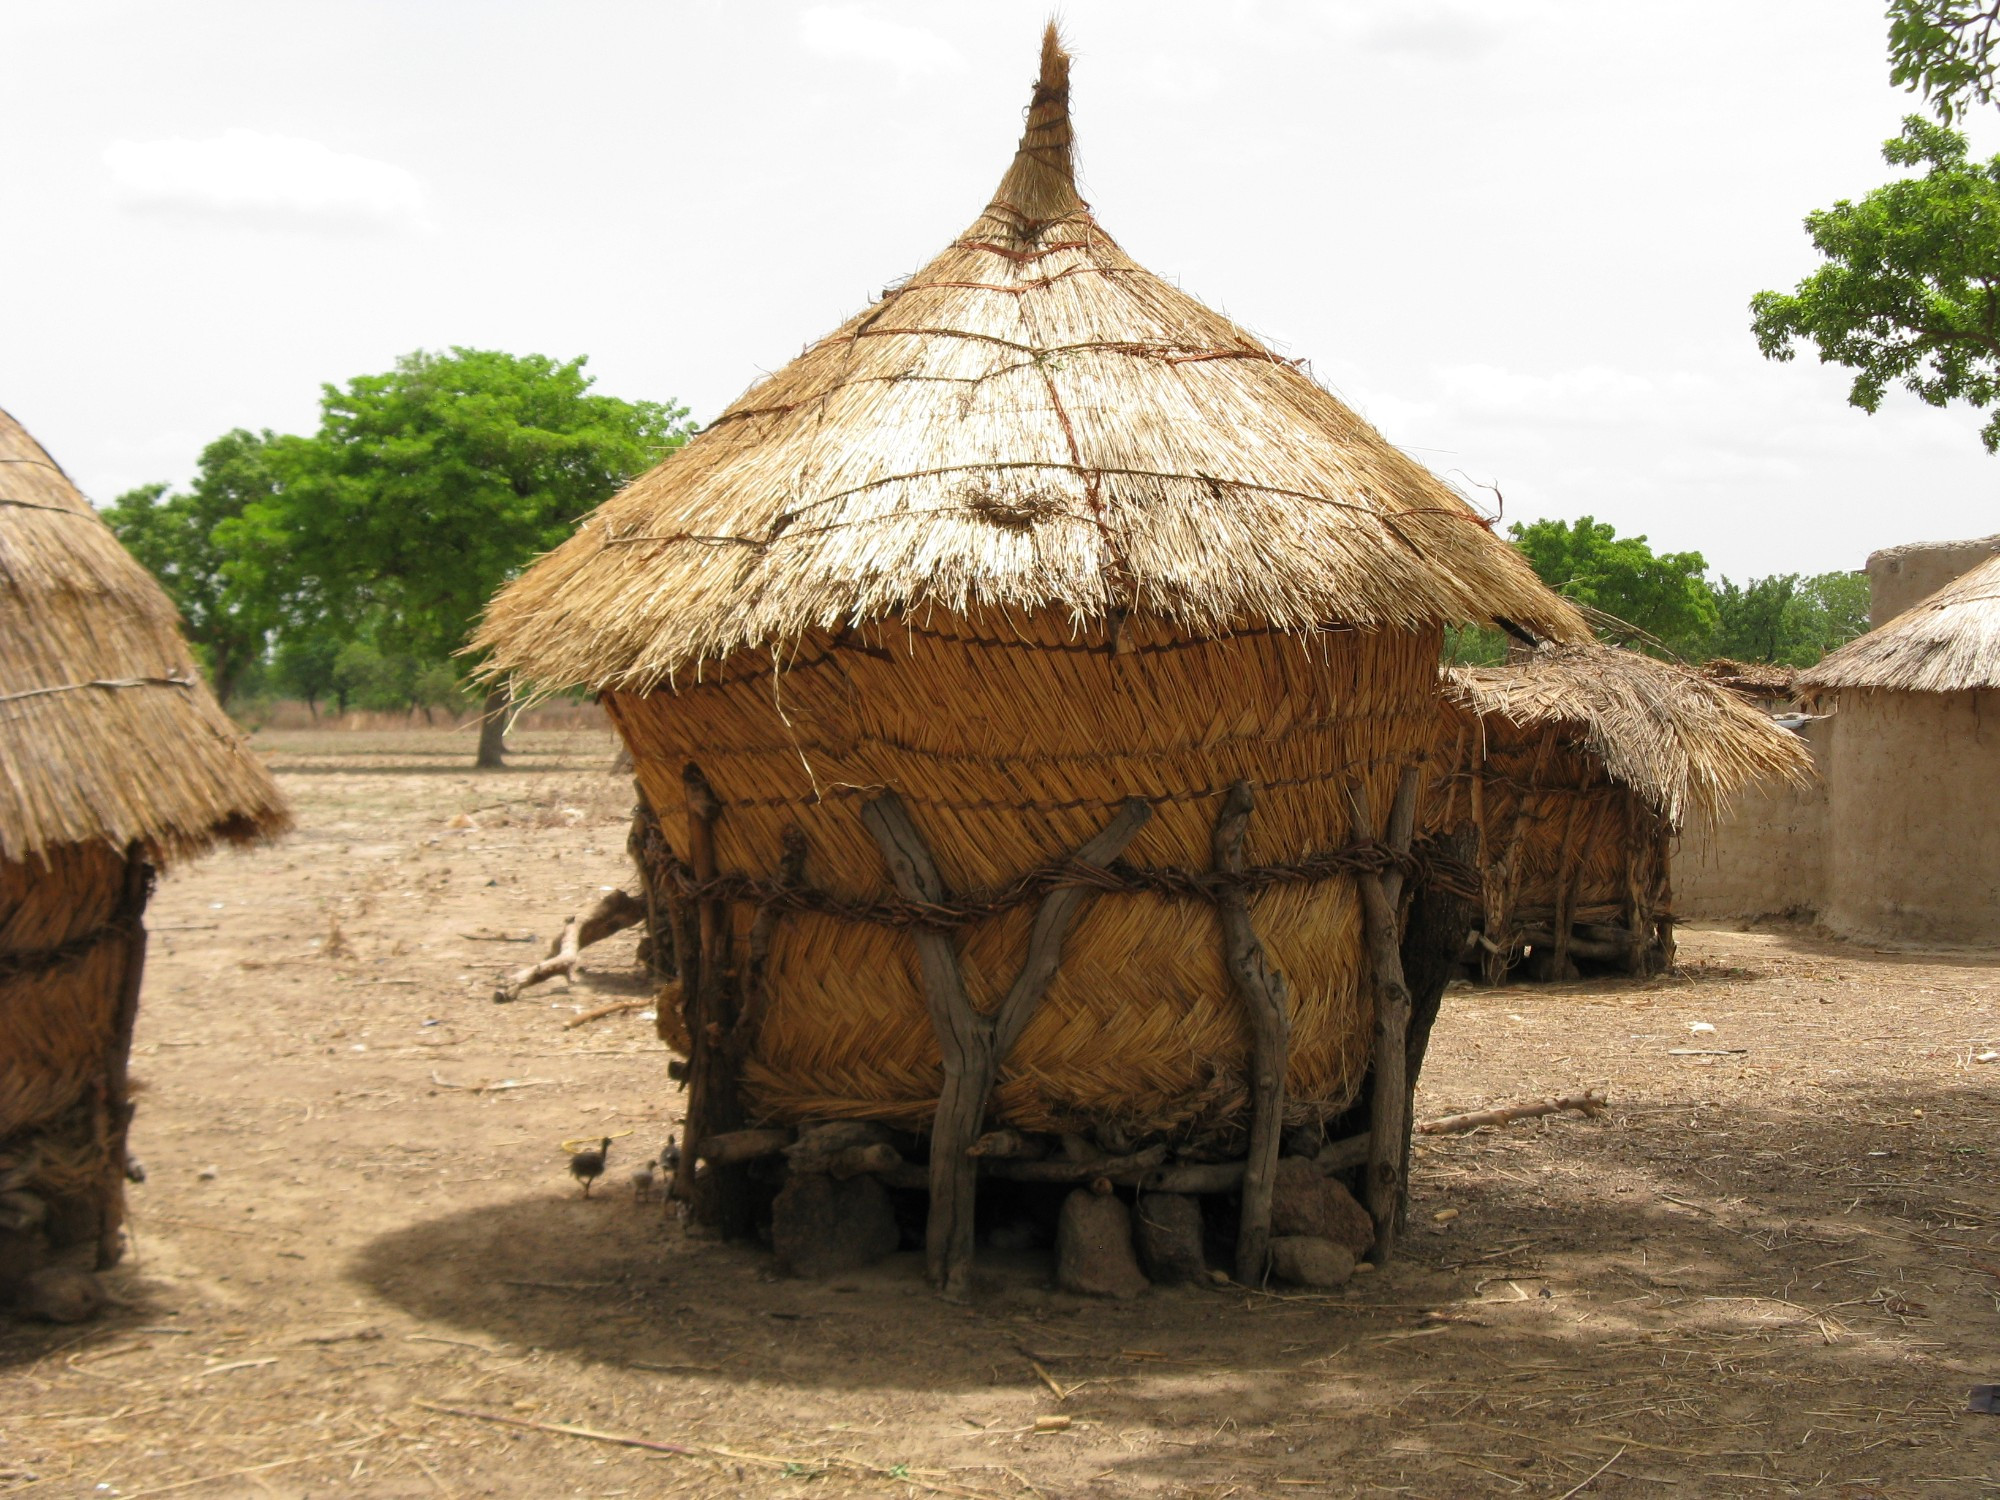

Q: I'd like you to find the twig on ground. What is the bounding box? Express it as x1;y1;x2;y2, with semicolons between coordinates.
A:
562;999;650;1030
1418;1090;1606;1136
119;1430;387;1497
428;1071;548;1093
1554;1445;1626;1500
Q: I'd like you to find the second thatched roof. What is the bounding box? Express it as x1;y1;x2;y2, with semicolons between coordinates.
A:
0;407;288;867
477;26;1584;692
1444;643;1814;831
1800;552;2000;695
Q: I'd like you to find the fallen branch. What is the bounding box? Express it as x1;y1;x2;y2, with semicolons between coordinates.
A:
1417;1090;1606;1137
492;888;645;1003
561;999;650;1031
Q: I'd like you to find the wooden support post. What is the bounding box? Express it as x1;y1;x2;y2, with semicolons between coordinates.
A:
99;846;154;1268
627;790;670;981
679;763;751;1237
863;792;1151;1298
1211;780;1290;1286
1351;768;1420;1264
1623;795;1653;977
1396;822;1479;1229
1653;824;1678;973
1548;795;1584;980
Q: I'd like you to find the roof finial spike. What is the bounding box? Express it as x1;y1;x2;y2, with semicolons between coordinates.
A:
991;19;1085;222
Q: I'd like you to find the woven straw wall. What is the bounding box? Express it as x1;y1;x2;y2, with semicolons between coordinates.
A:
609;608;1439;1142
1429;714;1658;936
0;841;131;1151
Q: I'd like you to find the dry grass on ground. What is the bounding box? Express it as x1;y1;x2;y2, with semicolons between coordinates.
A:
1;727;1995;1497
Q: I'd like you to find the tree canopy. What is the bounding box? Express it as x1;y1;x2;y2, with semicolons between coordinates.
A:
224;348;691;670
1889;0;2000;121
1444;518;1866;669
1506;516;1718;657
1708;570;1871;667
107;347;690;763
1752;117;2000;451
102;428;284;703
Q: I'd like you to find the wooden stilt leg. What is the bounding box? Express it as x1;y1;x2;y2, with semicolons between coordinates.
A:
1212;781;1290;1286
99;846;154;1269
680;763;752;1237
863;792;1150;1299
1352;768;1420;1264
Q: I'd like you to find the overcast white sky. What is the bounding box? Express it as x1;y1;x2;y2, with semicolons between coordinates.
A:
4;0;1995;577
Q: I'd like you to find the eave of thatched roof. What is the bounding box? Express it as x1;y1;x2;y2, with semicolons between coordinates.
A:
1444;643;1814;831
0;408;289;867
476;25;1586;693
1799;552;2000;695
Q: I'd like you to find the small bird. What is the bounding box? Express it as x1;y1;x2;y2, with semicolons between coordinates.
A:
569;1137;612;1197
658;1133;682;1178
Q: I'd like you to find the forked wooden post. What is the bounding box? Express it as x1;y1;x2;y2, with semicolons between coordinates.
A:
680;763;752;1235
863;791;1151;1298
1211;780;1290;1285
1350;766;1421;1263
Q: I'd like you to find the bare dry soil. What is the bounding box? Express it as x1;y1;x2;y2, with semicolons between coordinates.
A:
2;727;1996;1498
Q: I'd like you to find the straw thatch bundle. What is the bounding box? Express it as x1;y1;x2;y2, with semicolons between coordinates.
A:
1;406;286;1295
1800;552;2000;695
479;26;1584;1289
1431;643;1812;983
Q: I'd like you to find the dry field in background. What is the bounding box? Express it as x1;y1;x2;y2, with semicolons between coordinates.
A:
1;726;1995;1498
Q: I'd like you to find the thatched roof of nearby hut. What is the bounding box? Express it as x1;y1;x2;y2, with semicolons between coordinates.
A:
1444;643;1813;830
477;26;1585;691
0;408;288;866
1699;658;1797;700
1799;552;2000;695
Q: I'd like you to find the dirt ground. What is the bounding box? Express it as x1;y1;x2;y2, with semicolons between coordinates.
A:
3;726;1996;1498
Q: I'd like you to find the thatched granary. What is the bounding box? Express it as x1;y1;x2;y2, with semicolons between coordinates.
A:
1799;552;2000;946
1430;644;1811;985
478;28;1583;1291
0;407;287;1308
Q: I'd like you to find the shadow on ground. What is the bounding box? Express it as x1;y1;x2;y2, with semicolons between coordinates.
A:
338;1076;1996;1412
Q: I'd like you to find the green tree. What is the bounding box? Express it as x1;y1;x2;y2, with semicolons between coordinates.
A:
101;428;284;703
1708;571;1871;667
1752;117;2000;451
1508;516;1717;657
226;348;692;765
1889;0;2000;120
270;631;342;716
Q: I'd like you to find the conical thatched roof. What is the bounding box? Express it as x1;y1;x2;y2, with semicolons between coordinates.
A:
0;407;288;866
1800;552;2000;694
477;26;1584;691
1444;643;1813;831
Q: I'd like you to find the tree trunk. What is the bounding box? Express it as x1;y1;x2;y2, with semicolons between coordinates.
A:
475;686;510;769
